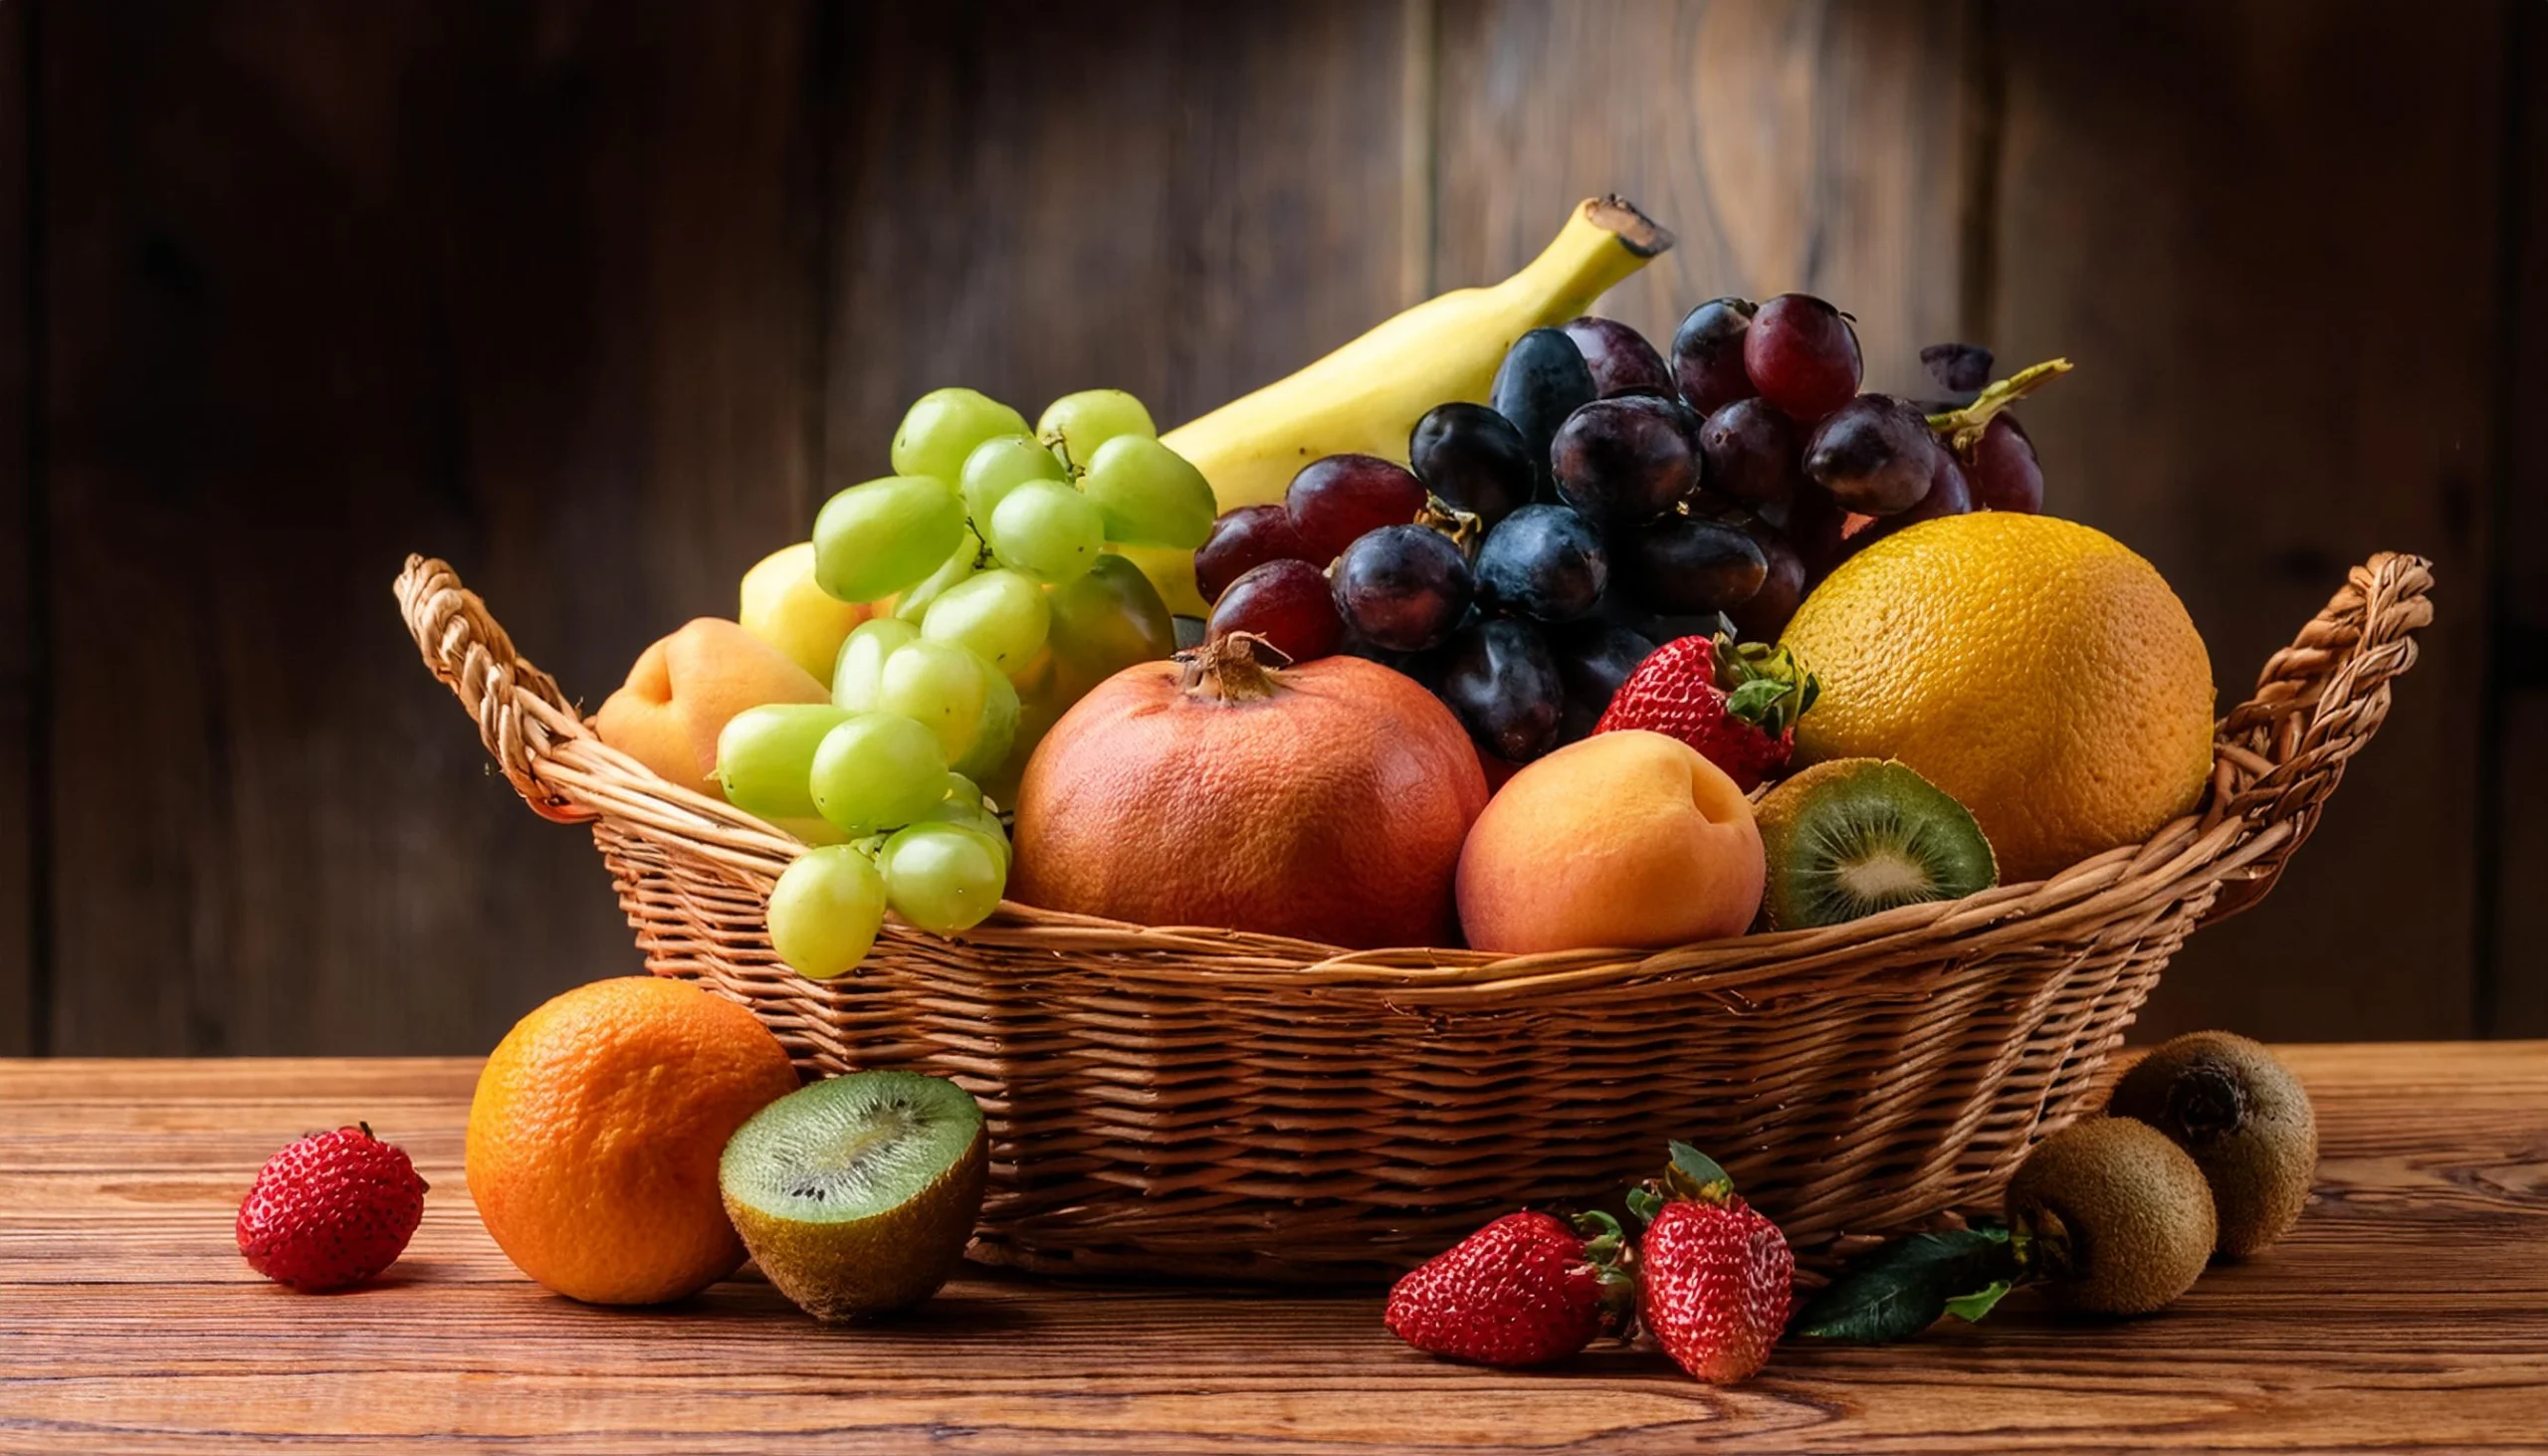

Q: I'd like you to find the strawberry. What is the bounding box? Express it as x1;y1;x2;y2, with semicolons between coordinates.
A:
1593;631;1815;791
236;1123;428;1291
1627;1143;1795;1384
1384;1209;1633;1367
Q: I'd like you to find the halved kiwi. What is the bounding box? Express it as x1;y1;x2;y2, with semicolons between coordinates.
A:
719;1069;988;1322
2006;1118;2217;1315
1755;758;1998;929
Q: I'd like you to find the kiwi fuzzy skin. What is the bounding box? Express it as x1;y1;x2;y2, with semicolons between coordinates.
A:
2006;1118;2216;1315
726;1125;988;1322
2110;1031;2316;1257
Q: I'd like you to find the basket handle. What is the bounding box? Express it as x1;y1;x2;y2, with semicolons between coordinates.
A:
394;554;598;824
2197;550;2434;921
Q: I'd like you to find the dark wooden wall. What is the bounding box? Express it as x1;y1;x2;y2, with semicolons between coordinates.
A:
3;0;2538;1056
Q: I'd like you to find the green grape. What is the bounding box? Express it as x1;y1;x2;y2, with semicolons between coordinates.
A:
813;475;965;603
1080;435;1216;549
942;772;984;809
920;567;1050;673
831;616;922;712
879;822;1008;936
716;704;853;821
809;712;949;835
892;387;1029;487
960;433;1068;524
987;479;1105;585
875;638;1017;781
984;553;1176;805
892;534;982;623
766;844;887;979
1037;389;1156;471
916;799;1010;869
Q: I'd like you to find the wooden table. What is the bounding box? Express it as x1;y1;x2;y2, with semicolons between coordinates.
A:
3;1044;2543;1454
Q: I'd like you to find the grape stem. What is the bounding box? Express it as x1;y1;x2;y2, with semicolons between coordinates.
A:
1415;495;1485;557
1926;357;2073;460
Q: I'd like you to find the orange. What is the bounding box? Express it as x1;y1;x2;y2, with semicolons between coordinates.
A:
1780;514;2214;882
466;976;798;1305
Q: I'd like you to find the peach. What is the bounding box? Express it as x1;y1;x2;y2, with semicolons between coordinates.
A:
1456;729;1764;954
739;541;871;686
592;618;827;798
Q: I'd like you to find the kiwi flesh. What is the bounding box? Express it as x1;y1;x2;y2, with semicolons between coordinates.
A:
1755;758;1998;930
2109;1031;2316;1257
719;1069;988;1322
2006;1118;2217;1315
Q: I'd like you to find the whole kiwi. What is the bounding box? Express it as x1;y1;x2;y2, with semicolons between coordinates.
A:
2006;1118;2217;1315
2109;1031;2316;1256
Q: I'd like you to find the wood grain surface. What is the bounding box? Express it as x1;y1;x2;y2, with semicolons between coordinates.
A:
2;1044;2542;1454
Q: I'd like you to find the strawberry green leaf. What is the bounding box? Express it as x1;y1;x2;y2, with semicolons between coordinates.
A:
1788;1227;2018;1344
1664;1142;1735;1202
1624;1183;1666;1227
1943;1278;2015;1324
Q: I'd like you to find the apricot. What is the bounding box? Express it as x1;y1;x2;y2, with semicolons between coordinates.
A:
739;541;871;686
1455;729;1764;954
593;618;827;798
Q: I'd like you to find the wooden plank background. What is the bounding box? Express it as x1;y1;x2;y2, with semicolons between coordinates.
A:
2;0;2536;1056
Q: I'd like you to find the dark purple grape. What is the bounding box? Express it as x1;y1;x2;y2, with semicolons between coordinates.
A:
1490;327;1597;497
1550;396;1703;523
1561;315;1673;398
1670;297;1759;417
1968;413;2044;513
1194;504;1313;604
1206;558;1345;662
1331;524;1472;652
1472;504;1608;623
1783;483;1852;581
1615;514;1768;616
1409;402;1534;528
1552;621;1655;740
1726;520;1807;641
1920;342;1995;395
1285;454;1425;563
1698;397;1804;511
1852;452;1973;554
1745;294;1863;422
1438;618;1564;763
1804;395;1937;515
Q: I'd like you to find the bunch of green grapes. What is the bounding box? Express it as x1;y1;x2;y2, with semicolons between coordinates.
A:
715;387;1202;980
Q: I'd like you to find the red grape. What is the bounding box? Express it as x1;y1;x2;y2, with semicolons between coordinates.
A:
1409;402;1535;528
1745;294;1863;422
1550;396;1703;522
1206;558;1345;663
1561;316;1673;398
1284;454;1425;563
1194;504;1313;604
1698;396;1804;510
1968;413;2044;513
1803;395;1936;515
1671;297;1759;417
1331;524;1472;652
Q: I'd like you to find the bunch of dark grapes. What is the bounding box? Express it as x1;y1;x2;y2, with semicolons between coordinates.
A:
1191;300;2057;776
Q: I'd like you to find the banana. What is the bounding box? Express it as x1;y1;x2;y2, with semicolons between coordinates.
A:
1123;196;1674;616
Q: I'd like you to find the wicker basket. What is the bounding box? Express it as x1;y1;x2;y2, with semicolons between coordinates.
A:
398;550;2432;1283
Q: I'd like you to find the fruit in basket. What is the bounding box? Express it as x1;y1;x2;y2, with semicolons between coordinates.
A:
1080;434;1217;550
1491;326;1598;497
873;639;1018;782
1594;633;1814;792
1804;394;1938;515
1011;634;1487;948
1669;297;1758;417
1561;314;1674;399
2005;1118;2217;1315
1194;504;1314;603
1207;558;1347;663
957;432;1067;524
920;566;1050;673
767;844;890;980
1285;454;1428;564
594;619;829;799
1696;396;1800;509
1612;516;1767;618
1966;413;2045;514
1782;513;2214;881
1473;504;1608;622
740;542;870;686
1138;196;1672;613
467;976;797;1305
986;479;1105;585
1550;395;1703;522
1627;1144;1794;1385
720;1070;989;1322
1408;401;1536;529
810;712;949;836
813;475;970;604
1552;620;1654;740
1754;758;1998;930
1743;293;1862;422
1384;1210;1632;1367
2108;1031;2316;1256
997;554;1178;806
1456;730;1763;953
1333;523;1474;652
1438;618;1565;762
1037;388;1156;472
716;704;854;823
879;821;1008;935
236;1123;428;1291
895;386;1031;486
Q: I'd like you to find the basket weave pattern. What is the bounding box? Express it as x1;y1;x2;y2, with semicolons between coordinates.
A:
399;551;2432;1282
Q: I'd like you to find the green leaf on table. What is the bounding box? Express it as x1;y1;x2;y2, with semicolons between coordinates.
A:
1790;1226;2017;1344
1943;1277;2015;1323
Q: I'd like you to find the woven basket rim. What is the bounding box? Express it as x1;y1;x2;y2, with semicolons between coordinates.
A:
395;549;2434;995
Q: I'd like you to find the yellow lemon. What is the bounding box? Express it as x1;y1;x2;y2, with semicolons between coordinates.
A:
1780;514;2214;882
